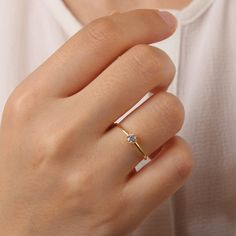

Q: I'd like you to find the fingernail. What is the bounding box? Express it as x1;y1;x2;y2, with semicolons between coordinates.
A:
158;11;177;31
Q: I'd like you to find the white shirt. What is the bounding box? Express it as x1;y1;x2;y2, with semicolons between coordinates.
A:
0;0;236;235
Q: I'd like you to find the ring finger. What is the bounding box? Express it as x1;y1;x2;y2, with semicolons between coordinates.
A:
98;91;185;178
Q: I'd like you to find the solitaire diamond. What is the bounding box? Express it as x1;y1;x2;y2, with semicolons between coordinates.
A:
127;134;137;143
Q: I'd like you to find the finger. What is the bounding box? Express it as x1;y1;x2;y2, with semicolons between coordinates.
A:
72;45;175;133
123;136;193;223
98;92;184;178
25;9;177;97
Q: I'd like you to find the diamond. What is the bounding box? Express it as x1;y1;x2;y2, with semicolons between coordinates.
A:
127;134;137;143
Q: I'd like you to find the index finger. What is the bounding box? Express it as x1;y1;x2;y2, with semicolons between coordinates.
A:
26;9;176;97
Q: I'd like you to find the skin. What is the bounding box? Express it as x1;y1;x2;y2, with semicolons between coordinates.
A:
0;3;193;236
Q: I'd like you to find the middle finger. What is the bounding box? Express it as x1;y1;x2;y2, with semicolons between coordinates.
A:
73;45;175;133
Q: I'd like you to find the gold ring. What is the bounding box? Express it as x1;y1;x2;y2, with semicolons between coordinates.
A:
114;122;148;160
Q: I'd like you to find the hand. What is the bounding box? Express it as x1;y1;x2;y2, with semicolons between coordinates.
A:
0;9;193;236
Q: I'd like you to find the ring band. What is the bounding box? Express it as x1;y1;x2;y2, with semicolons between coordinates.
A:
114;122;149;160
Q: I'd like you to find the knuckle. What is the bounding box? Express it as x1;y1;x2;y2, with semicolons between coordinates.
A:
87;17;120;43
130;44;161;76
172;137;194;180
40;132;70;160
29;133;68;169
61;170;98;210
64;170;94;198
4;87;36;122
129;45;176;84
158;92;185;132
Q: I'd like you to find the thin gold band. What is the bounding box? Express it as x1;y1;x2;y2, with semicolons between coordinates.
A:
114;123;148;160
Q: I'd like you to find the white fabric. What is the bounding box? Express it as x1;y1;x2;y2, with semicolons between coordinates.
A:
0;0;236;235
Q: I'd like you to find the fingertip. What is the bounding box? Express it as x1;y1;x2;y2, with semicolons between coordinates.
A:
173;136;194;178
158;11;178;33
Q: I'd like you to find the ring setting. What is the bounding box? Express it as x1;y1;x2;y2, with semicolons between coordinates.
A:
114;123;149;160
127;134;137;143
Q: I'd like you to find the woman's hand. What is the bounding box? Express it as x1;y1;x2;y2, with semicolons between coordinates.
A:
0;9;193;236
